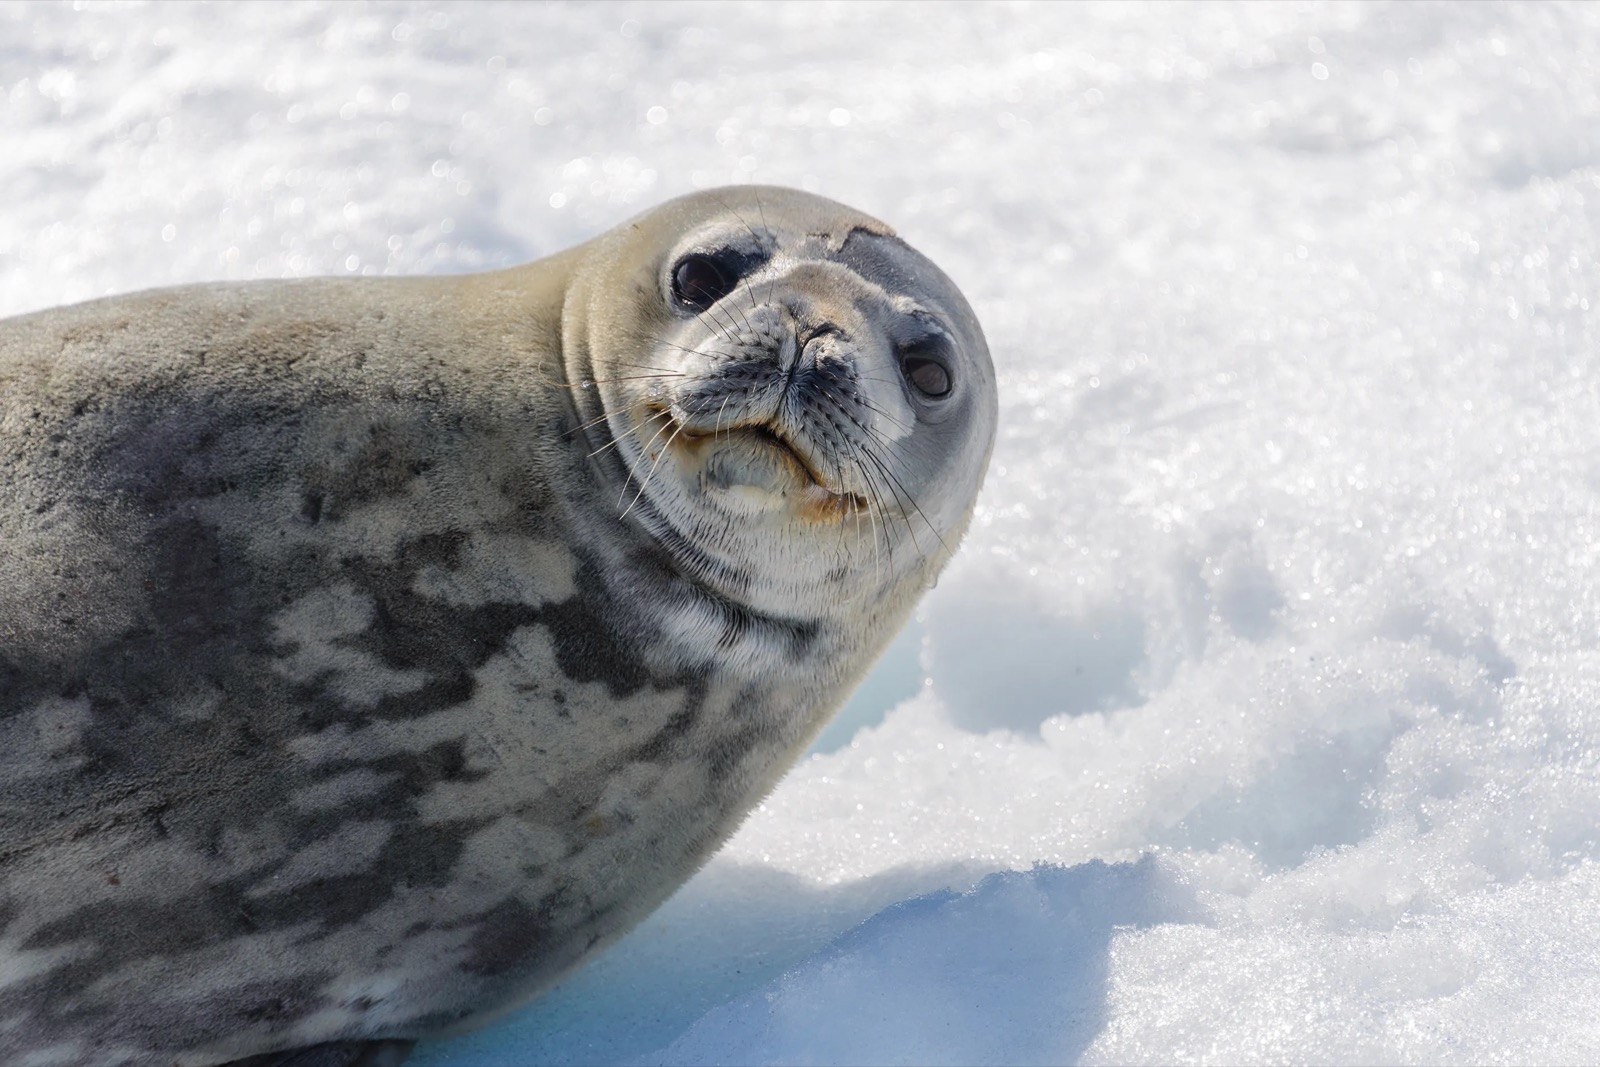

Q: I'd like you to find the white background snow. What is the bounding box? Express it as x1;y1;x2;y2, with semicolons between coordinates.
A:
5;1;1600;1062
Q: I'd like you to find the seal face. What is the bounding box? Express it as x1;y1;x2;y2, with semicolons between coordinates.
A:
565;188;995;644
0;186;996;1066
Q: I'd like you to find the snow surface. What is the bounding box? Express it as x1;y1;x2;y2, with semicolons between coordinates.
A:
6;1;1600;1062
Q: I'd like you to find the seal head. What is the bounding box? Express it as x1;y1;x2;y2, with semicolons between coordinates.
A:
565;186;996;632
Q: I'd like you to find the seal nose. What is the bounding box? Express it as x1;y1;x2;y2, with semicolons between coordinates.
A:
782;324;857;404
771;259;873;368
795;325;844;374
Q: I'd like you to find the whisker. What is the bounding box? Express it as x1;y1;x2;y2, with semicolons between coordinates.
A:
694;304;736;346
841;389;914;435
712;274;757;335
819;390;947;557
584;348;691;376
854;455;896;578
566;408;614;440
612;412;677;506
715;193;769;256
709;296;751;344
619;331;727;367
586;432;632;461
620;417;686;522
866;441;948;556
551;371;687;389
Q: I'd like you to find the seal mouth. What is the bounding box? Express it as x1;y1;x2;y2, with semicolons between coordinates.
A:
680;422;815;475
644;406;868;518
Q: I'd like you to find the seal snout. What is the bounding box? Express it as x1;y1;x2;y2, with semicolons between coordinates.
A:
650;304;883;511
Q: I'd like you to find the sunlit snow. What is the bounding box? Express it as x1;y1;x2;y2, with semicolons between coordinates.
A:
5;2;1600;1063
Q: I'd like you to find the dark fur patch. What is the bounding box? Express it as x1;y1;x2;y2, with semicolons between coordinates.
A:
151;517;233;639
459;895;553;978
536;561;658;698
300;420;435;523
16;893;331;1048
225;1038;418;1067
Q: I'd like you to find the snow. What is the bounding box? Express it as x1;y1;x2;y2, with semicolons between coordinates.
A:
6;1;1600;1062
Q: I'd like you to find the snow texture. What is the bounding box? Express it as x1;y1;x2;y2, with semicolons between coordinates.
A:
5;1;1600;1063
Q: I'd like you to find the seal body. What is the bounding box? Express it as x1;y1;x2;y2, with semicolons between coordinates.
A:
0;187;996;1065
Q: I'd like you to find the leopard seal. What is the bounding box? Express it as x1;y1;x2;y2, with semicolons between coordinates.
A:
0;185;997;1066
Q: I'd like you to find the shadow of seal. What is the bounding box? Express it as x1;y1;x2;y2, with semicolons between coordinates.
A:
0;186;997;1067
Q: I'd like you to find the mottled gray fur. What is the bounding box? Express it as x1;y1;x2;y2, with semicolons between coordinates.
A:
0;187;995;1065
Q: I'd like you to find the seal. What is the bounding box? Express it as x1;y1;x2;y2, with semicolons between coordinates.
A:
0;186;996;1066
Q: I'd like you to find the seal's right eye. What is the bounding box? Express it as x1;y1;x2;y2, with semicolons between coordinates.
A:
672;254;736;312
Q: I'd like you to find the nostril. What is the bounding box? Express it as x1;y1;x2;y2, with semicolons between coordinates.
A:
798;324;845;350
797;326;851;372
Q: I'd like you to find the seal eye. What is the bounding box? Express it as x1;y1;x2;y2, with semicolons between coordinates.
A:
672;254;736;312
901;349;953;400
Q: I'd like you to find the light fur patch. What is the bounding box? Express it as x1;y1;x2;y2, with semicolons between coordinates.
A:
0;696;92;782
411;532;578;607
247;820;394;897
271;583;430;706
414;624;688;826
0;941;91;995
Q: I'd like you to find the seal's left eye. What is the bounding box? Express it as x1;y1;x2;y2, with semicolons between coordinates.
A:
672;254;736;312
901;348;953;399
